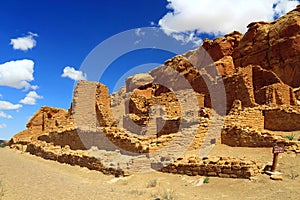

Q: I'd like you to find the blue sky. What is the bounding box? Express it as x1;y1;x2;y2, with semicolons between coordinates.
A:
0;0;299;139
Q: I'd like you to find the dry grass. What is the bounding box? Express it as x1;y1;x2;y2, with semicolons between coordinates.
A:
0;180;4;200
147;179;158;188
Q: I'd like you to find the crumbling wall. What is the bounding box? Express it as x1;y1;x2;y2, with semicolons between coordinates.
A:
156;117;180;137
26;106;73;133
221;125;288;147
95;83;115;127
226;107;264;130
72;81;98;130
15;140;124;176
222;65;296;112
222;67;256;111
159;155;263;179
72;80;115;129
264;108;300;131
37;129;86;150
255;83;296;105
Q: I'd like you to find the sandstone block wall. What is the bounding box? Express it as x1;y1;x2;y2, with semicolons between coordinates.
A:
264;108;300;131
38;129;87;150
72;80;115;130
223;71;256;111
156;117;180;137
122;114;144;134
221;125;289;147
95;83;115;127
72;81;98;130
26;106;73;133
226;107;264;130
159;156;263;179
255;83;296;105
14;140;124;176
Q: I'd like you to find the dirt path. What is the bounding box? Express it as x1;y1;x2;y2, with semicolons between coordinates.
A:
0;147;300;200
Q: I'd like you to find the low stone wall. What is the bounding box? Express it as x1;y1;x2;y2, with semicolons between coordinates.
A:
221;125;300;149
264;108;300;131
226;107;264;130
38;129;86;150
156;117;180;137
221;125;286;147
159;156;263;179
10;140;124;176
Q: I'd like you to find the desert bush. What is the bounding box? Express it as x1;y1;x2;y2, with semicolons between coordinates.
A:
147;179;157;188
284;134;295;141
121;179;128;185
129;189;145;196
203;177;209;184
151;188;176;200
287;171;299;180
162;189;175;200
0;143;6;148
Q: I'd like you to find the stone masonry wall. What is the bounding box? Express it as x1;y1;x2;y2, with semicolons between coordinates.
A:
72;80;98;130
159;156;263;179
226;106;265;130
26;106;73;133
264;108;300;131
13;140;124;176
255;83;296;105
222;125;289;147
37;129;87;150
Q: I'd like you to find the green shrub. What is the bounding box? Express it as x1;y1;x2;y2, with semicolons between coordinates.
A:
0;143;6;148
203;177;209;184
284;134;295;141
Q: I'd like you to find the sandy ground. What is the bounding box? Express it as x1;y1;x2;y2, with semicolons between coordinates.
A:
0;146;300;200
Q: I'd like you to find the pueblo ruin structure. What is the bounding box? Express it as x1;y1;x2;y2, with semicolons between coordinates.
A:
8;5;300;179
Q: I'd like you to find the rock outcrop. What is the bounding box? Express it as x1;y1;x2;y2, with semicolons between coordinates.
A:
234;5;300;88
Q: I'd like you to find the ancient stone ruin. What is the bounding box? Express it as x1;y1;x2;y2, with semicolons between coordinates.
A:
8;5;300;179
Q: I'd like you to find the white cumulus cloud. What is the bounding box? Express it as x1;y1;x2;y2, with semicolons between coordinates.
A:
0;111;12;119
10;32;38;51
158;0;299;43
274;0;299;16
31;85;39;90
0;123;7;129
61;66;87;81
0;59;35;90
19;91;43;105
0;101;22;110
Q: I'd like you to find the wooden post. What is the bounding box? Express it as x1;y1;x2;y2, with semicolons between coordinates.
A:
271;153;279;172
271;145;284;172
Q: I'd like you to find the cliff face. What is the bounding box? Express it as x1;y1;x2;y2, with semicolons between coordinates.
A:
8;5;300;178
234;5;300;88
